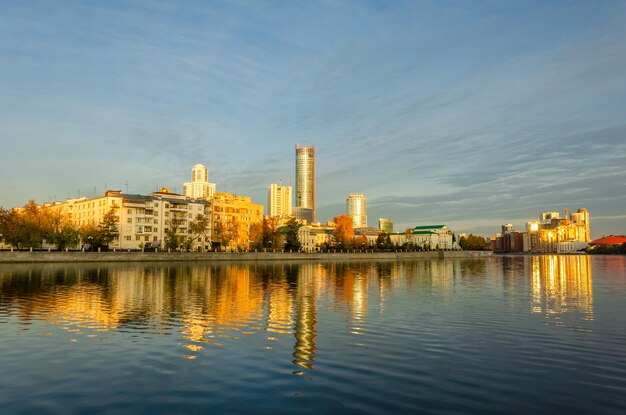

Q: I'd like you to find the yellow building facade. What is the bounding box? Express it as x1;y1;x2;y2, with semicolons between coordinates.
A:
211;192;264;250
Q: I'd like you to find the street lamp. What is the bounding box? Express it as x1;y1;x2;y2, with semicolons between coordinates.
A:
87;235;93;252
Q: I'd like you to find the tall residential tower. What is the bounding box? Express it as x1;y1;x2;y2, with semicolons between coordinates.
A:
183;164;216;200
268;183;293;218
346;193;367;229
295;145;316;223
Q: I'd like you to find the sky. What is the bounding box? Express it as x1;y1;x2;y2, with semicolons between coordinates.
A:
1;0;625;238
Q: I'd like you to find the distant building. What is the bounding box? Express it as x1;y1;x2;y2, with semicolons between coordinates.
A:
346;193;367;228
390;225;453;250
379;218;393;234
504;208;591;253
293;207;313;224
267;183;292;218
295;145;316;222
183;164;216;200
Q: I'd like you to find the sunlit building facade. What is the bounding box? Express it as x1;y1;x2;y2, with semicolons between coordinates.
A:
379;218;393;234
346;193;367;229
390;225;454;250
267;183;292;218
211;192;264;251
47;189;212;250
295;145;316;223
183;163;216;200
523;208;590;253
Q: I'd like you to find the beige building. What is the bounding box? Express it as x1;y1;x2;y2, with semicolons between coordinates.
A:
183;164;216;200
49;189;212;250
268;183;292;218
212;192;264;251
346;193;367;229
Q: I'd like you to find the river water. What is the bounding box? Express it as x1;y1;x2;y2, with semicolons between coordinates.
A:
0;256;625;414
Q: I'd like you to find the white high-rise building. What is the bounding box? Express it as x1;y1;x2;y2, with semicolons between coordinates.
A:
346;193;367;229
268;183;293;218
183;164;216;200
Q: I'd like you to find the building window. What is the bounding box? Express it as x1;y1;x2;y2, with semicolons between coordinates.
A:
127;218;132;223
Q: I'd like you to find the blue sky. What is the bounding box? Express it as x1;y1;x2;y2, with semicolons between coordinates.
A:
1;0;625;237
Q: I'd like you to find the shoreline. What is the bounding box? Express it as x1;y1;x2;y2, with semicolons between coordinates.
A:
0;250;489;264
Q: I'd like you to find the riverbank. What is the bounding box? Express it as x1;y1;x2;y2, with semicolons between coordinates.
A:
0;250;489;263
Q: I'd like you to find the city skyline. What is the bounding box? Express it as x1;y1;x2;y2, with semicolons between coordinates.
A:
1;1;625;237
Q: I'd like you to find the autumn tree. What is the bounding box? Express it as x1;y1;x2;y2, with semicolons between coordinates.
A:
333;215;354;249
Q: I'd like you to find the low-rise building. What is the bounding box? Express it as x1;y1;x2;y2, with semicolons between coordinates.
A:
48;189;212;250
390;225;454;250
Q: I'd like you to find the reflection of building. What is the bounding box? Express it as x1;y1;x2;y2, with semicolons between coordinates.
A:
293;264;318;370
211;192;263;250
267;183;292;218
295;145;316;223
530;255;593;320
346;193;367;229
183;163;216;200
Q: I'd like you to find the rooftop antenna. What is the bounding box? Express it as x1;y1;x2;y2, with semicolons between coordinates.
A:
125;181;129;193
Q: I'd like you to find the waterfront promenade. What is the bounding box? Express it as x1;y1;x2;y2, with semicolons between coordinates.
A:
0;250;486;263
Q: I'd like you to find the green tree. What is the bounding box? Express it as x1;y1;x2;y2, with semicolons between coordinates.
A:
459;234;487;250
98;208;119;248
284;217;301;251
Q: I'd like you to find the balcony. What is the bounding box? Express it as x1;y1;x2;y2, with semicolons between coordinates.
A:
124;202;146;208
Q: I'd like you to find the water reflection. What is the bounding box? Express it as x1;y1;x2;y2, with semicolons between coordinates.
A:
530;255;593;322
0;256;595;372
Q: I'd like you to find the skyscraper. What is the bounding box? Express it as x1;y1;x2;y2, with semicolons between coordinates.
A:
183;164;216;199
295;145;316;222
268;183;292;218
346;193;367;228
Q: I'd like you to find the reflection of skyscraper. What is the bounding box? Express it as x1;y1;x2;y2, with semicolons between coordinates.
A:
293;264;317;371
346;193;367;229
295;145;316;223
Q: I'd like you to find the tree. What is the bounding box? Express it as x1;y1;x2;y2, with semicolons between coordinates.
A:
189;214;210;250
333;215;354;249
459;234;487;250
284;217;302;251
376;232;393;251
98;208;119;248
0;207;23;248
165;212;186;250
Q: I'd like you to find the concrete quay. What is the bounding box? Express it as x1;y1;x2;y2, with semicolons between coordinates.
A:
0;250;488;264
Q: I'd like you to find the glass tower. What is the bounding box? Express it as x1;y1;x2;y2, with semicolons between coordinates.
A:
295;145;316;222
